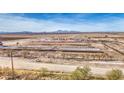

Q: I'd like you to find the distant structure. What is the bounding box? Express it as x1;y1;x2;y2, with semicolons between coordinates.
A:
0;41;3;46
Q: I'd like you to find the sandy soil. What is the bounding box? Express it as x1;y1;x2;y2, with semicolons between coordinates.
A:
2;39;33;46
0;57;124;75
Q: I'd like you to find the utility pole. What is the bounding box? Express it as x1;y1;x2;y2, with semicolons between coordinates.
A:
10;50;15;80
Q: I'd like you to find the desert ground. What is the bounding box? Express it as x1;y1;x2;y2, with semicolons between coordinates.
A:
0;32;124;79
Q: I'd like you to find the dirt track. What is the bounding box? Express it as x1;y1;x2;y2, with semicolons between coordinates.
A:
0;57;124;75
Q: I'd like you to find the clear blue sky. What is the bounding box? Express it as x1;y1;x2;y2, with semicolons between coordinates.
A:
0;13;124;32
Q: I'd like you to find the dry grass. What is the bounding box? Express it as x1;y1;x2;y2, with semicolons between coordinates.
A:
0;67;71;80
0;66;123;80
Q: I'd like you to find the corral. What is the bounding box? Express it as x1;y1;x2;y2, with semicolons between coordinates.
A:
0;32;124;75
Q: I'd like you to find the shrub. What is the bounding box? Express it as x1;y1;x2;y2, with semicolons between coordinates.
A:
0;67;3;75
39;68;49;77
20;72;39;80
2;67;12;76
71;66;91;80
106;69;123;80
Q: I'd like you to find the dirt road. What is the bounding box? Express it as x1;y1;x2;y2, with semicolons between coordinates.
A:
1;57;124;75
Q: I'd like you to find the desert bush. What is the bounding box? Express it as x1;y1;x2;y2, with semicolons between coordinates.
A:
56;73;71;80
106;69;123;80
2;67;12;76
0;67;19;80
39;68;49;77
92;75;105;80
71;66;91;80
19;72;39;80
0;67;3;76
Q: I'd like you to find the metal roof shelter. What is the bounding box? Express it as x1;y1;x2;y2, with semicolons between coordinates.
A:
0;46;103;53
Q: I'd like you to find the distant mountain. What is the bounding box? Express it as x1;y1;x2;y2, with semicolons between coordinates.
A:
51;30;81;34
0;31;33;34
0;30;81;34
0;30;124;34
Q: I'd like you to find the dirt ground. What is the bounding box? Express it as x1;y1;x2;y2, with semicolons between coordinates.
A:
1;56;124;75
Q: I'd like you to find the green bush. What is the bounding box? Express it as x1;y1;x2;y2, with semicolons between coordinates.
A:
106;69;123;80
71;66;91;80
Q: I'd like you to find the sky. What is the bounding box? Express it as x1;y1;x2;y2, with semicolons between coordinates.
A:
0;13;124;32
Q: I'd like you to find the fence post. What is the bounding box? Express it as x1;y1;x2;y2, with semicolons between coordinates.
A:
10;50;15;80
